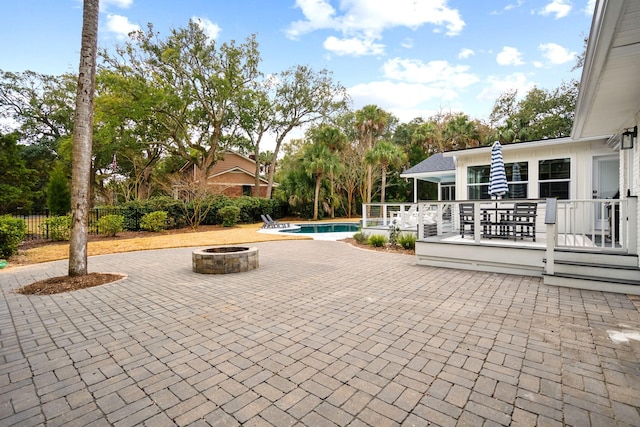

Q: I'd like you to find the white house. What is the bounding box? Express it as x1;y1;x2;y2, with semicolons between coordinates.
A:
365;0;640;294
572;0;640;255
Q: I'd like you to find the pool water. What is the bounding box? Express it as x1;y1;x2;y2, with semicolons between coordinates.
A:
286;223;359;234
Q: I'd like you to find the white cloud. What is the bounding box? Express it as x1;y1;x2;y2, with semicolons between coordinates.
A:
105;14;140;38
491;0;524;14
401;38;413;49
100;0;133;12
345;57;481;121
458;48;474;59
477;72;534;101
350;80;456;108
504;0;524;11
539;42;576;64
496;46;524;66
382;58;478;88
287;0;465;56
193;16;221;40
348;80;471;122
286;0;337;38
540;0;572;19
323;35;384;56
584;0;596;15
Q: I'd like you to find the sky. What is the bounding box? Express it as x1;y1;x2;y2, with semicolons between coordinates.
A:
0;0;596;148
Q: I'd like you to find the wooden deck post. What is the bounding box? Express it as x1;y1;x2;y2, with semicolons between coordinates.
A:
545;198;558;275
473;202;481;244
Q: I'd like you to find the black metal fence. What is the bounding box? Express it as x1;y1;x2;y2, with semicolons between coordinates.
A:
13;207;149;241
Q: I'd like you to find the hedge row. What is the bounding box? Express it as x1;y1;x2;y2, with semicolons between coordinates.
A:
96;195;286;231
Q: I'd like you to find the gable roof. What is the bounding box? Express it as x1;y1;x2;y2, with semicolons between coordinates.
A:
208;166;270;184
400;153;455;183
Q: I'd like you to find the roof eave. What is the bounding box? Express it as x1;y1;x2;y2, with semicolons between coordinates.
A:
571;0;630;139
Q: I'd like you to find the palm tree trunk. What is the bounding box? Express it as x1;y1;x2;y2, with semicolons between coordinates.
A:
380;166;387;203
68;0;99;277
314;175;322;220
330;172;335;218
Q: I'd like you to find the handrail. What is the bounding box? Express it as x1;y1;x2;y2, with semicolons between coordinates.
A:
362;198;635;256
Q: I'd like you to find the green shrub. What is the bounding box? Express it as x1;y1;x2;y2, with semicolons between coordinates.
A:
40;215;72;241
218;205;241;227
0;215;27;258
101;201;146;231
140;211;168;232
144;196;183;228
106;197;184;231
96;214;124;237
398;233;416;250
231;196;262;223
368;234;388;247
353;231;368;244
46;163;71;216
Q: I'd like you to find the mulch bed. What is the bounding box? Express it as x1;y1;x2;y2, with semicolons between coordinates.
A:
340;238;415;256
16;273;125;295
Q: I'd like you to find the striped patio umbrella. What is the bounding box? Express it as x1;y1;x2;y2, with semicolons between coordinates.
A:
488;141;508;199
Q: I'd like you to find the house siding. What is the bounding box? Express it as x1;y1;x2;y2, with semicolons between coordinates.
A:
209;153;257;176
180;152;270;198
452;139;612;200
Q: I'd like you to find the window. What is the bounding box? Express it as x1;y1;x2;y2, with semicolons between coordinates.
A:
467;165;490;199
508;162;528;199
440;183;455;201
242;185;252;196
467;162;528;199
539;158;570;199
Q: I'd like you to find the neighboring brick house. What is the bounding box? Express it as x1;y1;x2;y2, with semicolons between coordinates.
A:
177;151;272;198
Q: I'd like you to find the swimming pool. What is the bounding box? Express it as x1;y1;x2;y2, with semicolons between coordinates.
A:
267;222;359;240
287;223;360;234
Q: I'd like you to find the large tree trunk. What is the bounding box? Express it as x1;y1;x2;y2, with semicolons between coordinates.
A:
137;165;153;199
266;147;279;199
68;0;99;277
253;143;261;197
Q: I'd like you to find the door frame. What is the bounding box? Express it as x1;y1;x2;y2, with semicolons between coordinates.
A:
592;154;619;230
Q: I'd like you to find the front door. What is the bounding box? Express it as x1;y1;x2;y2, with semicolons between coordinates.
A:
592;156;619;230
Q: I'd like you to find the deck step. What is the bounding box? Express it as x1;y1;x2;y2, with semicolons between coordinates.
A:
544;259;640;282
543;273;640;295
552;249;638;267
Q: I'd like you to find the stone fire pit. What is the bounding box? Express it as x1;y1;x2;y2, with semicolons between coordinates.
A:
192;246;259;274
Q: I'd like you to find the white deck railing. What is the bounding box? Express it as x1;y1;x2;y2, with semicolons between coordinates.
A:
551;198;635;253
363;198;637;255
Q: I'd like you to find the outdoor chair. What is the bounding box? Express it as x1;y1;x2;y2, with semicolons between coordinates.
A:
260;214;275;228
504;202;537;241
266;214;290;228
459;203;475;238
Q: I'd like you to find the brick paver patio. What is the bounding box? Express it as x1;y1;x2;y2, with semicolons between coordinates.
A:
1;240;639;426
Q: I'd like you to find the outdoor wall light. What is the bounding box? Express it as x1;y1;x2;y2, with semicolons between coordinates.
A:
621;125;637;150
